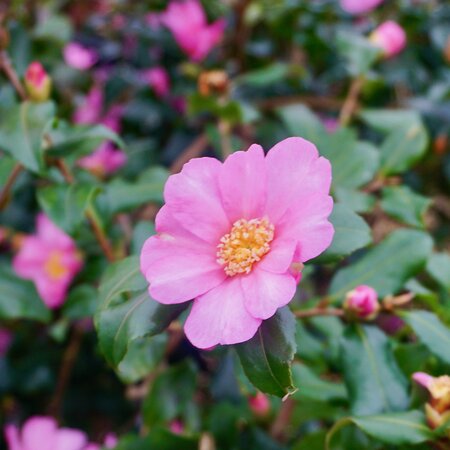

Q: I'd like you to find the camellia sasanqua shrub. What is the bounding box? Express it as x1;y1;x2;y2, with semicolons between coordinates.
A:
0;0;449;449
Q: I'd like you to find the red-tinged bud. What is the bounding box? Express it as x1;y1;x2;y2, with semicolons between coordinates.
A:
249;392;271;418
344;285;380;321
24;61;52;102
369;21;406;58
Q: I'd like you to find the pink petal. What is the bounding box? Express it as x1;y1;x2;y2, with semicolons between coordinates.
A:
276;194;334;262
184;278;262;348
34;276;69;309
240;268;297;320
164;157;229;243
53;428;87;450
257;237;297;274
4;425;22;450
12;237;47;278
218;144;267;223
36;214;75;249
21;417;57;450
140;233;226;304
265;137;331;224
412;372;434;389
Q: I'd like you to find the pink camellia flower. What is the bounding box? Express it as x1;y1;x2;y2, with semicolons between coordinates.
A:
161;0;225;62
340;0;384;14
4;416;88;450
64;42;98;70
249;392;271;417
142;67;170;97
78;142;127;177
12;214;83;309
24;62;52;102
140;137;333;348
343;285;379;320
370;21;407;58
0;328;12;356
73;84;104;125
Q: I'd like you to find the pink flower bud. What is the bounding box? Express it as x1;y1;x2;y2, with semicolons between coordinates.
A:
340;0;384;15
370;21;406;58
24;62;51;102
249;392;271;417
413;372;434;390
344;285;379;320
64;42;98;70
169;420;184;435
78;142;127;177
142;67;170;98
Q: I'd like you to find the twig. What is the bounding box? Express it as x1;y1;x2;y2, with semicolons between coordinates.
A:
339;76;364;126
48;325;84;418
54;158;75;183
270;397;296;441
218;119;232;160
0;50;27;100
257;95;343;112
0;163;22;209
170;133;209;174
294;308;344;319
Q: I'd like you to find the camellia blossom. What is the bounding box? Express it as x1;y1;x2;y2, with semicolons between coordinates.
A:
370;21;407;58
78;142;127;177
64;42;98;70
340;0;384;15
12;214;83;309
24;62;52;102
142;67;170;97
140;137;334;348
343;285;379;320
161;0;225;62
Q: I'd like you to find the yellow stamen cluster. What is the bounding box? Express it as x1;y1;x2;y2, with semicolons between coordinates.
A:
217;217;274;276
44;251;68;280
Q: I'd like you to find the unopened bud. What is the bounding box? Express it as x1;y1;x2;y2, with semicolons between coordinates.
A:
344;285;379;320
369;21;406;58
249;392;271;418
198;70;229;97
24;61;51;102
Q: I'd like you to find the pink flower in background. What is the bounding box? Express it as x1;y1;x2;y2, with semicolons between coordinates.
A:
370;21;407;58
13;214;83;309
249;392;271;417
344;285;379;320
161;0;225;61
0;328;12;356
4;416;88;450
142;67;170;97
340;0;384;15
101;105;124;133
84;433;117;450
169;420;184;435
64;43;98;70
78;142;127;177
322;117;339;134
73;84;104;125
140;137;333;348
146;12;162;30
24;62;52;102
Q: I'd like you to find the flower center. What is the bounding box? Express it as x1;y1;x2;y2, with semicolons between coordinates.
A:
217;217;275;276
44;250;68;280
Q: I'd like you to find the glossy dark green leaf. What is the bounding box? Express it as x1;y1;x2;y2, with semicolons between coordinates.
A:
426;252;450;291
62;284;98;319
0;101;55;172
236;307;297;397
37;183;100;234
0;266;50;322
339;325;408;415
381;186;431;228
329;229;433;298
360;109;421;133
402;311;450;365
335;187;376;213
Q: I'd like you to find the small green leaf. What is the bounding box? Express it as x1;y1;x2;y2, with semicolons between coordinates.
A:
237;63;289;86
426;252;450;291
337;32;380;75
381;186;431;228
236;307;296;397
402;310;450;365
339;325;409;415
360;109;421;133
330;229;433;298
62;284;98;320
335;187;376;213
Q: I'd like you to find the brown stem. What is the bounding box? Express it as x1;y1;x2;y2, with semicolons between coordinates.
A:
257;95;344;112
218;119;232;160
48;325;84;418
0;50;27;101
0;163;22;210
339;76;364;126
270;397;296;441
54;158;75;183
170;133;209;174
294;308;344;319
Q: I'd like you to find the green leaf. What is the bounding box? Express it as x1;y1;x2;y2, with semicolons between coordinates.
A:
335;187;375;213
401;311;450;365
340;325;408;416
426;252;450;291
62;284;98;320
0;265;50;322
381;186;431;228
360;109;422;133
291;363;347;402
329;229;433;298
115;429;198;450
131;221;156;255
102;167;168;214
0;101;55;172
319;203;372;261
236;307;297;397
326;410;433;449
37;183;100;234
33;14;72;43
237;63;289;86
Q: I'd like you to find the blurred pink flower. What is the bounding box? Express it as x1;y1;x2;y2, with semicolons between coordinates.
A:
340;0;384;15
78;142;127;177
64;43;98;70
146;12;162;30
4;416;88;450
101;105;124;133
0;328;12;356
24;62;52;102
161;0;225;62
322;117;339;134
344;285;379;320
84;433;117;450
370;21;407;58
249;392;271;417
169;420;184;435
413;372;435;389
140;137;333;348
13;214;83;309
142;67;170;97
73;84;104;125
